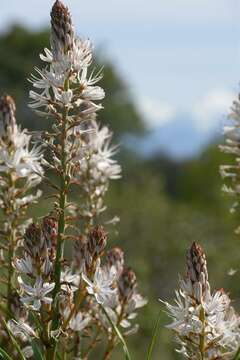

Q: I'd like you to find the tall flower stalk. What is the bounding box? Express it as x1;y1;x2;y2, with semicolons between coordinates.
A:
29;0;105;341
0;95;43;319
163;242;240;359
9;1;146;358
220;94;240;231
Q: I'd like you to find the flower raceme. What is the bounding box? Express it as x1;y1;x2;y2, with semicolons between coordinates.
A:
29;0;104;118
0;1;144;359
163;242;240;359
0;95;43;184
0;95;43;325
220;94;240;220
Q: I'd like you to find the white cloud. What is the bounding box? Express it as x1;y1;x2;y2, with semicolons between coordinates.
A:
192;89;235;132
140;89;235;134
138;98;176;128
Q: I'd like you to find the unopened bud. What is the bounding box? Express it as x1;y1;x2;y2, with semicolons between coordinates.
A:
186;242;210;303
118;267;137;301
106;247;124;277
42;215;58;248
88;226;107;256
0;95;16;133
51;0;74;59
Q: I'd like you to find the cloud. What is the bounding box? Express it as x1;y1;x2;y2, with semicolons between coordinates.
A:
140;89;235;135
138;98;176;128
192;89;235;132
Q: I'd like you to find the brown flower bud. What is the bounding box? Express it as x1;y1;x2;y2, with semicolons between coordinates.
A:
51;0;74;59
186;242;210;303
106;247;124;277
88;226;107;256
0;95;16;133
24;223;45;257
118;267;137;301
42;215;58;248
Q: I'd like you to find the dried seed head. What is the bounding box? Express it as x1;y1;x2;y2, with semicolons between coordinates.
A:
88;225;107;256
106;247;124;277
186;242;210;303
50;0;74;59
0;95;16;133
118;267;137;301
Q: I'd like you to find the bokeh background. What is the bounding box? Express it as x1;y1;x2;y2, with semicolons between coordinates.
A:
1;0;240;358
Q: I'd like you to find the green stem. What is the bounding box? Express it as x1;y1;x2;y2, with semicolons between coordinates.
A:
100;305;131;360
199;306;205;360
6;174;16;319
50;102;69;356
45;345;56;360
233;347;240;360
146;310;161;360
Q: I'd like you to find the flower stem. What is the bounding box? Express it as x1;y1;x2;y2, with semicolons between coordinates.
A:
6;174;16;319
100;305;131;360
199;306;205;360
51;99;69;353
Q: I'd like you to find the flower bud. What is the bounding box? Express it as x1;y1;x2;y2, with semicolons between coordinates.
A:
0;95;16;134
106;247;124;278
51;0;74;59
186;242;210;303
118;267;136;301
88;226;107;256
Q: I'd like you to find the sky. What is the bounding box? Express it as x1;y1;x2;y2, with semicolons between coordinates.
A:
1;0;240;135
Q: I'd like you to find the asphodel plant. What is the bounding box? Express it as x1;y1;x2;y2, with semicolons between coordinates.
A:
161;78;240;359
0;1;146;359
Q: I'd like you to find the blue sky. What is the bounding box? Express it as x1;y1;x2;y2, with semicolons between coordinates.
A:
1;0;240;134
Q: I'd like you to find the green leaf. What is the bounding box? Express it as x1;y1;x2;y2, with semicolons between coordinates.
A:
146;310;161;360
233;347;240;360
31;340;44;360
101;305;131;360
0;346;14;360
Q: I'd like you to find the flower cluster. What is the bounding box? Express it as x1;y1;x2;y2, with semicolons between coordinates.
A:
98;255;146;341
0;95;43;323
29;0;104;119
220;94;240;218
0;1;144;359
163;242;240;359
0;95;43;203
75;120;121;228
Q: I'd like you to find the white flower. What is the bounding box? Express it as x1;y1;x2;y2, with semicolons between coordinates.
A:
0;126;43;182
163;243;240;359
76;120;121;216
220;95;240;214
29;23;104;117
82;259;116;305
14;255;33;275
22;346;34;359
8;319;37;341
69;312;91;331
18;276;55;311
60;268;80;292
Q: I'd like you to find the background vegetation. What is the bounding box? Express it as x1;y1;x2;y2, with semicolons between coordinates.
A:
0;26;239;359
